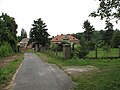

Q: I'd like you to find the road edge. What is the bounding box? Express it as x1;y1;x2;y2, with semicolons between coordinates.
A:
4;59;24;90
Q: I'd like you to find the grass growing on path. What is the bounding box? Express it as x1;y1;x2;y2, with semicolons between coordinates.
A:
0;54;23;89
37;53;120;90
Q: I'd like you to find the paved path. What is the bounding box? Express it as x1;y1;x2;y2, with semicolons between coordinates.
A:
13;53;73;90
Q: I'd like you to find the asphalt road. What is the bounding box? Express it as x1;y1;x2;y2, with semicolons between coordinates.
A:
13;53;73;90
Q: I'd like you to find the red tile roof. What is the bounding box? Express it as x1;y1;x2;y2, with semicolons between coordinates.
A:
51;34;79;44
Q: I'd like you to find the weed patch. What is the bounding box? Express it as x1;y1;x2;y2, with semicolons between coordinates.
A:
0;55;23;89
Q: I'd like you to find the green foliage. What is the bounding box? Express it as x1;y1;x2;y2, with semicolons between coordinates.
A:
82;20;96;50
92;31;102;46
111;29;120;48
0;42;13;58
0;13;18;52
60;40;70;44
50;43;58;52
71;33;83;40
30;18;50;48
78;35;85;46
95;28;114;47
104;22;114;45
87;41;96;51
102;44;111;53
80;35;95;51
90;0;120;23
74;45;89;58
17;28;27;42
83;20;95;41
38;52;120;67
0;57;23;87
90;1;116;46
17;36;22;42
87;48;119;58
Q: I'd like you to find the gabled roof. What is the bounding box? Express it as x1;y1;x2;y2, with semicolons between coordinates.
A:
20;38;29;43
51;34;79;44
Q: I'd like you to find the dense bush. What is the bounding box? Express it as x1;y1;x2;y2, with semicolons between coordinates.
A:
111;30;120;48
0;42;13;58
74;45;89;58
87;41;96;50
0;13;18;53
50;43;58;52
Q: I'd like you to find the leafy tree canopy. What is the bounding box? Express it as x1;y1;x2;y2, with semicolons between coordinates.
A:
89;1;116;46
90;0;120;23
111;29;120;48
83;20;95;41
30;18;50;47
18;28;27;42
0;13;18;52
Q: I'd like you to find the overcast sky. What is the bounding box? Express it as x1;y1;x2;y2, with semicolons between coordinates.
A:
0;0;119;37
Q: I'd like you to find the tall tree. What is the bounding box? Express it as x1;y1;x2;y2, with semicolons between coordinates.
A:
0;13;18;52
18;28;27;42
30;18;50;48
21;28;27;38
89;0;117;46
104;22;114;45
83;20;95;41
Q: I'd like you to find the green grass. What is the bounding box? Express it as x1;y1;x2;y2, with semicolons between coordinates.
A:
45;51;64;59
44;48;120;59
73;64;120;90
37;52;120;90
87;48;119;58
0;56;23;89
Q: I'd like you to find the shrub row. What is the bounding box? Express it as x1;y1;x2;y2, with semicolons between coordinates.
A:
0;42;13;59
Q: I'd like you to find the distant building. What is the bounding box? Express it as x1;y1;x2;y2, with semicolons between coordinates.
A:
51;34;79;44
20;38;29;48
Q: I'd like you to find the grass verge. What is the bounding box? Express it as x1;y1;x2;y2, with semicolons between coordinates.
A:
0;54;23;89
87;48;119;58
37;52;120;90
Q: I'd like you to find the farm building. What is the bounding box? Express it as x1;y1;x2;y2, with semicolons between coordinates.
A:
51;34;79;44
